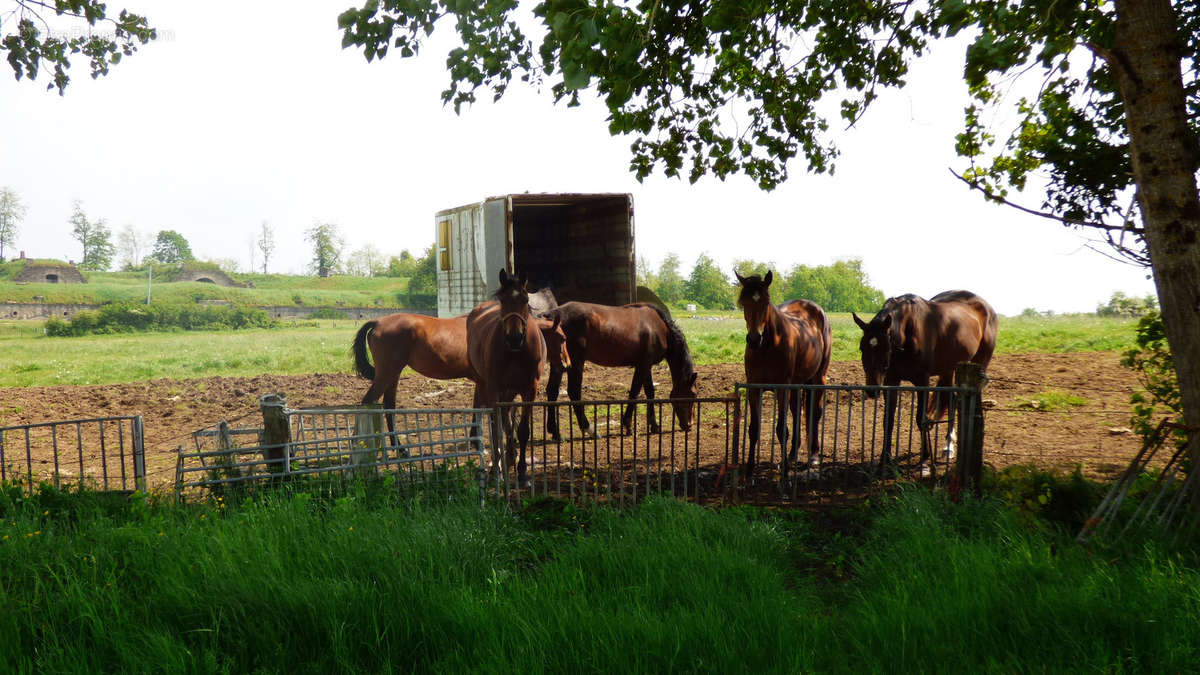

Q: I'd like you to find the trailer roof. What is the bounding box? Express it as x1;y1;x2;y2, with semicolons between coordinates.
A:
436;192;631;216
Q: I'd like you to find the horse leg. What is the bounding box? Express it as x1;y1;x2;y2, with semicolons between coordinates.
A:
544;365;564;441
746;387;762;480
567;363;592;437
516;390;533;486
775;388;792;479
804;386;824;470
381;379;404;454
621;364;650;435
642;365;660;434
880;387;898;467
935;374;957;461
914;376;933;465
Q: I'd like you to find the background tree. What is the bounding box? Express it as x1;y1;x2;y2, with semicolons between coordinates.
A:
257;221;275;275
782;259;886;313
213;258;240;275
1097;292;1159;318
346;244;386;277
2;1;155;93
685;253;735;310
150;230;194;264
404;246;437;309
305;223;344;277
116;224;148;269
655;253;686;307
68;201;114;270
732;259;777;281
636;255;657;290
340;0;1200;471
383;249;418;278
0;187;25;260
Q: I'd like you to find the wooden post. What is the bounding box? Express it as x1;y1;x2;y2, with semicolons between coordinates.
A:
259;394;290;474
353;404;383;477
954;363;987;498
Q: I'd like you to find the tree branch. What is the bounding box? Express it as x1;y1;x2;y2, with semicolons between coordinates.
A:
948;168;1145;234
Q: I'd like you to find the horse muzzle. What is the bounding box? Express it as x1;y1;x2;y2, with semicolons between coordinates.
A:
745;332;763;349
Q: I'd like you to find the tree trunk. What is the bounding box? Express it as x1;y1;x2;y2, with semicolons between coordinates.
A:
1113;0;1200;472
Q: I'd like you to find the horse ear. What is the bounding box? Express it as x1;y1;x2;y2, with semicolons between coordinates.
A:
852;312;868;330
734;270;746;285
498;268;510;285
881;314;892;330
517;271;528;288
764;270;772;287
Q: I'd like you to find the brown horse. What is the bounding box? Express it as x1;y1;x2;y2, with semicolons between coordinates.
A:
467;269;553;485
542;301;698;440
734;271;832;481
852;290;998;464
352;309;568;444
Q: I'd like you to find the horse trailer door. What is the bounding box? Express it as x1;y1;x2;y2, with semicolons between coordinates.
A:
435;203;490;317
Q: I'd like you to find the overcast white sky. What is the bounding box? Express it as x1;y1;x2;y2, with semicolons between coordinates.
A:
0;1;1156;315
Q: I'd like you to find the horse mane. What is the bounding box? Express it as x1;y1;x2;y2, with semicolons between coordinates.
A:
647;304;696;382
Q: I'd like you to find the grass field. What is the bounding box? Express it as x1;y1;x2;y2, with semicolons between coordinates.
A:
0;273;411;308
0;313;1139;387
0;483;1194;673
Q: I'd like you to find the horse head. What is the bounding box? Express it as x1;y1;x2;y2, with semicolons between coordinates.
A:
852;311;893;398
735;269;773;349
496;269;531;351
536;312;570;370
668;371;699;431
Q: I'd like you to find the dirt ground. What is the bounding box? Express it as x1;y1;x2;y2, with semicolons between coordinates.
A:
0;352;1146;488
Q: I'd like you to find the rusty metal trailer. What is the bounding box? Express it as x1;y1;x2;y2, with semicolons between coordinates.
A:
435;193;635;317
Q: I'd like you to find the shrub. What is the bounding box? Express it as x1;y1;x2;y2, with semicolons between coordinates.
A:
42;302;278;336
1122;311;1185;453
307;307;347;319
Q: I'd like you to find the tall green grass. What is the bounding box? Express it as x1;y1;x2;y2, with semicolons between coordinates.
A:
0;484;1194;673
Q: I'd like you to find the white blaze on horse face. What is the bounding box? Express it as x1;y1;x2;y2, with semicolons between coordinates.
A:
869;337;878;347
752;292;760;302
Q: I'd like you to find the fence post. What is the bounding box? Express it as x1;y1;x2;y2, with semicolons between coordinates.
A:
132;416;147;492
259;394;290;474
954;363;987;498
353;404;383;477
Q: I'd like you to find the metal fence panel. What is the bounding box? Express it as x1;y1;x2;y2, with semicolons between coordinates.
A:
177;407;492;498
0;416;146;493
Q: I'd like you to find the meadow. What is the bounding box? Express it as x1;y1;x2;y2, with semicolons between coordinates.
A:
0;482;1194;673
0;313;1140;387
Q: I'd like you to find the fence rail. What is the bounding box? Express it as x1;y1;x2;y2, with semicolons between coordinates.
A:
0;416;145;493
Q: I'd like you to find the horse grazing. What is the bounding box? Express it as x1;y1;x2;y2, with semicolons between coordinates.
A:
734;271;832;481
352;309;568;446
852;290;998;465
467;269;556;485
542;301;698;440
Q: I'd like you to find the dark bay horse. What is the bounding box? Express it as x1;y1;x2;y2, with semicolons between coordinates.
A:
352;308;568;444
734;271;832;481
543;301;698;439
467;270;554;484
852;290;998;464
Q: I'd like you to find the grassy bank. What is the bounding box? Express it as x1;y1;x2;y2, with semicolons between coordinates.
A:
0;273;410;308
0;313;1139;387
0;484;1194;673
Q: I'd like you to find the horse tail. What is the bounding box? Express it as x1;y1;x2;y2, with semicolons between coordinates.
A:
816;303;833;379
352;320;377;380
973;299;999;369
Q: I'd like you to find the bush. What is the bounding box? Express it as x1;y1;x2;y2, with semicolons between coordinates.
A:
43;302;278;336
1097;291;1158;318
307;307;347;319
1122;311;1185;453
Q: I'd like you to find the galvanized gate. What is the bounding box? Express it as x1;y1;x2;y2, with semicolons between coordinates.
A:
0;416;146;493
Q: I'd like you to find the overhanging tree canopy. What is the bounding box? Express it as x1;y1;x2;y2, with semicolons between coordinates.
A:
338;0;1200;467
